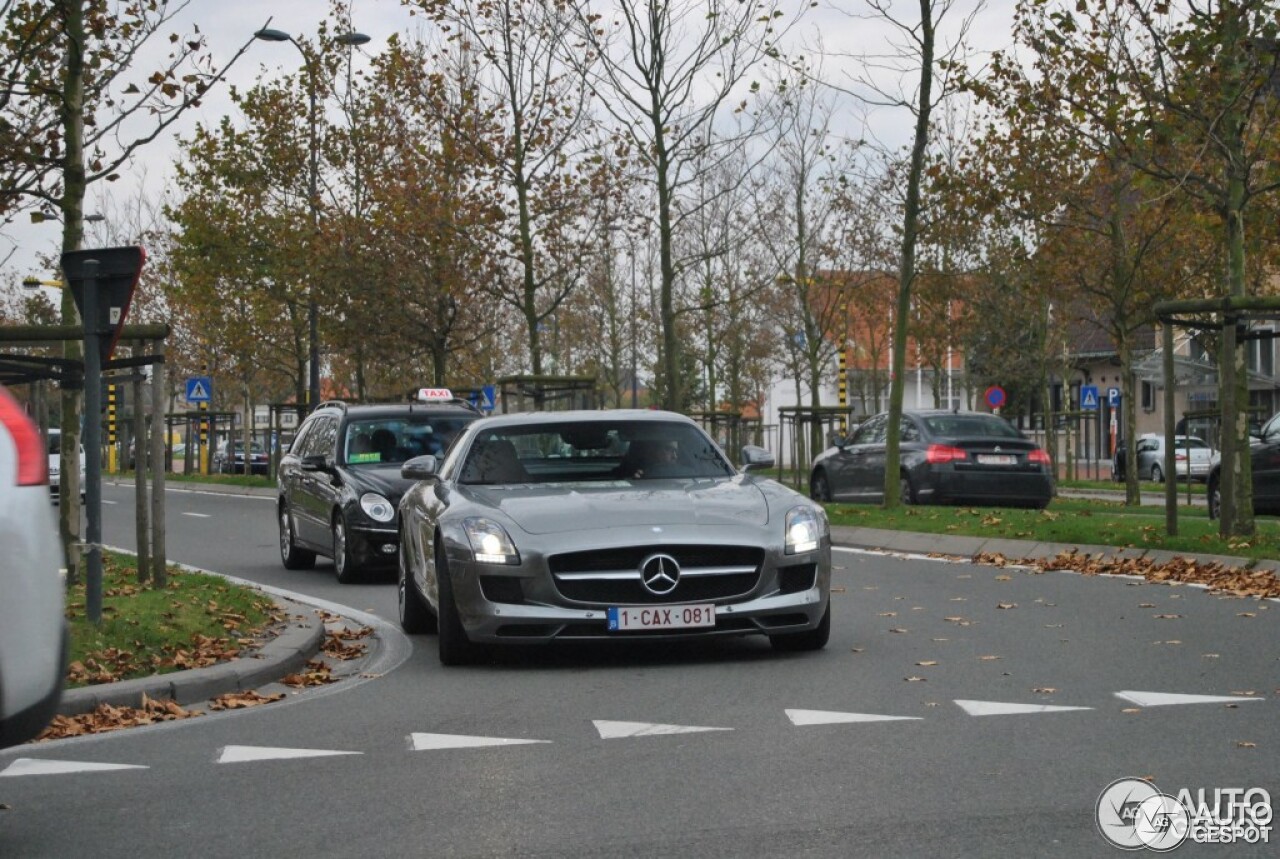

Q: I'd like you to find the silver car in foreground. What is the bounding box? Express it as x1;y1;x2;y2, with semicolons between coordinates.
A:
396;410;832;665
0;385;66;747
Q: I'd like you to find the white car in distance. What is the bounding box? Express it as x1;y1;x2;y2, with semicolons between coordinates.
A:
47;426;85;502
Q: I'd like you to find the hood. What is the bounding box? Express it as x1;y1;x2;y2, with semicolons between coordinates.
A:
461;477;771;535
345;464;415;502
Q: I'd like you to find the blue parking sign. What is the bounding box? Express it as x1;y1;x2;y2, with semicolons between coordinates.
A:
1108;387;1121;408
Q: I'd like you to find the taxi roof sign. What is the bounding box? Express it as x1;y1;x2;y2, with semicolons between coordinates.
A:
417;387;454;402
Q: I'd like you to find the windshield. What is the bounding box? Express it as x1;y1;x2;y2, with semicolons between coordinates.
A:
459;420;736;485
344;415;474;466
922;415;1023;440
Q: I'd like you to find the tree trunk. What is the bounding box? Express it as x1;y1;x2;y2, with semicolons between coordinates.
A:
884;0;934;507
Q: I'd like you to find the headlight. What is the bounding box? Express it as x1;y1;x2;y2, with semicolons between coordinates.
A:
785;505;824;555
359;493;395;523
463;517;521;565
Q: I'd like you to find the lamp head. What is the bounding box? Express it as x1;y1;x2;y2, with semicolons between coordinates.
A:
254;28;291;42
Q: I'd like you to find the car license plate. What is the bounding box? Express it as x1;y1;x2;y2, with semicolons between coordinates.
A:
977;454;1016;465
607;604;716;631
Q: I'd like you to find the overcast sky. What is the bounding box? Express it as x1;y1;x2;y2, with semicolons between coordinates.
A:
0;0;1016;293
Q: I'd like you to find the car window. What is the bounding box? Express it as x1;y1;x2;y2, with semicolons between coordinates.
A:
459;420;734;484
289;420;314;455
343;415;475;466
900;418;920;443
922;415;1022;439
1137;439;1158;453
47;431;61;455
1175;438;1211;450
853;415;887;445
297;417;336;459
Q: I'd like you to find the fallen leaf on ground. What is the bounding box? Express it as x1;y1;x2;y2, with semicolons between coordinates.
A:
1033;687;1057;694
997;603;1017;610
1236;741;1257;749
979;655;1002;661
916;660;938;666
1153;614;1182;619
878;612;897;617
1121;708;1141;714
905;676;926;682
208;691;285;711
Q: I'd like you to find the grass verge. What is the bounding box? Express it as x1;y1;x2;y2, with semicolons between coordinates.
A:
823;499;1280;562
65;552;278;688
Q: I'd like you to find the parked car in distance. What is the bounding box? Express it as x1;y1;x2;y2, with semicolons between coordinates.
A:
810;410;1054;509
277;390;482;583
1208;411;1280;520
396;409;831;665
46;427;85;502
1114;434;1213;483
213;439;270;475
0;384;67;747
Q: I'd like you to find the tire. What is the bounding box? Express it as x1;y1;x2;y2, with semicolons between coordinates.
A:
1151;464;1164;484
398;530;436;634
436;542;482;666
332;513;361;584
899;474;915;505
770;602;831;652
810;470;832;502
279;504;316;570
1207;474;1221;521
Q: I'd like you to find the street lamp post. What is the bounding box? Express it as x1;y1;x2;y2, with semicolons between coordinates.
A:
254;27;369;412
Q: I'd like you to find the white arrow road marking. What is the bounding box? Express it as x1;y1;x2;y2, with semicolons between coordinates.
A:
786;709;922;726
955;699;1093;716
409;733;551;751
1116;691;1266;707
182;512;211;518
593;720;733;739
216;746;362;764
0;758;148;777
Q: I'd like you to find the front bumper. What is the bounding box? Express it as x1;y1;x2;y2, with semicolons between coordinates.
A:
441;525;832;644
349;523;399;567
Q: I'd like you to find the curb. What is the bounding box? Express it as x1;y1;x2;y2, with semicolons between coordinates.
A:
56;596;325;716
829;525;1280;574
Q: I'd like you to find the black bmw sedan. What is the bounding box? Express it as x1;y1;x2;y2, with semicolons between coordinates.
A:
809;410;1054;508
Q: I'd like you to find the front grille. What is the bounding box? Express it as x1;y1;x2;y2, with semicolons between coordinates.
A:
549;544;763;605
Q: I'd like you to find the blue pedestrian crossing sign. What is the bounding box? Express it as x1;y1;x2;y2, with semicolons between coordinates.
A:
185;376;212;403
1080;385;1099;411
480;384;496;412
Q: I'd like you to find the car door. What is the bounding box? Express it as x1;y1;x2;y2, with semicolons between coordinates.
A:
848;414;889;499
1251;413;1280;510
820;422;872;501
299;417;343;547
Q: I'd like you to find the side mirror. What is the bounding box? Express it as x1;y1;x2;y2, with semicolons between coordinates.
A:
300;454;329;472
740;445;775;472
401;454;440;481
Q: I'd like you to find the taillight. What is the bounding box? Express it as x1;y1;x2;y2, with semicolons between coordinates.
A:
0;386;48;486
926;444;968;464
1028;449;1052;466
1175;453;1187;462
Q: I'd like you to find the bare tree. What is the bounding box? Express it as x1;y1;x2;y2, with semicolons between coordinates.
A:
0;0;254;583
567;0;807;410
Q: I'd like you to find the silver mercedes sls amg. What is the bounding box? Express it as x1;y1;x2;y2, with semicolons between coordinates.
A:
396;410;832;665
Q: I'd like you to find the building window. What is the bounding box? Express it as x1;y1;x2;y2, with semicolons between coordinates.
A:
1246;329;1274;377
1141;381;1155;412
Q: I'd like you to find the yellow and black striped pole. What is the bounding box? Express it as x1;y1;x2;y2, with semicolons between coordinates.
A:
838;301;848;434
106;383;118;473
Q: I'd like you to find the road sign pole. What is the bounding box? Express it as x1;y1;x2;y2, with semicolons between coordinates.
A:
82;259;103;625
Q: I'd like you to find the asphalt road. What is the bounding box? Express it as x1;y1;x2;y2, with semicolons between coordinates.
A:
1;484;1276;857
